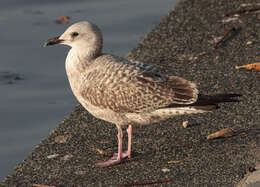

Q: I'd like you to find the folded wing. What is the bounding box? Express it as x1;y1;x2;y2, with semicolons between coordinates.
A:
81;55;198;113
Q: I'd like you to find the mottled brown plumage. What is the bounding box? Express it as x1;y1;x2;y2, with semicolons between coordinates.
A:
81;54;198;114
45;21;240;167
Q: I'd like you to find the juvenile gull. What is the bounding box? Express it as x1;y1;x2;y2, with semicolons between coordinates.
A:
45;21;239;166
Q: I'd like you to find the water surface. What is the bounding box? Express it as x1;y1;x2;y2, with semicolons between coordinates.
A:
0;0;178;179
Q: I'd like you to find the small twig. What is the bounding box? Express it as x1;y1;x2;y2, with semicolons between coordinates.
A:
213;27;237;50
118;178;172;187
225;7;260;17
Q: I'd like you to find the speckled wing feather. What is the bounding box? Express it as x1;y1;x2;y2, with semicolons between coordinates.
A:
81;54;198;113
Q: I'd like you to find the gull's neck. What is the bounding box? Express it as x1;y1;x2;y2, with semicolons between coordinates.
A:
66;45;102;72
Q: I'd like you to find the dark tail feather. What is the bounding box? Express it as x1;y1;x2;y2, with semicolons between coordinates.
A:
195;93;242;105
166;93;242;111
192;93;241;111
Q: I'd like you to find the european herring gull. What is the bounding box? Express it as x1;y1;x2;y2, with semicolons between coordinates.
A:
45;21;240;167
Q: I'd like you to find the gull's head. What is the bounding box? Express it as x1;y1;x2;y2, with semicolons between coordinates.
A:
44;21;103;54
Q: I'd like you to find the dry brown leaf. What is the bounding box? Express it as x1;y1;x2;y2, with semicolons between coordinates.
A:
56;16;70;24
206;128;234;140
235;62;260;71
33;184;55;187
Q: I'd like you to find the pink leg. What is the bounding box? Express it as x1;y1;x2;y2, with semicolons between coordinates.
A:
112;125;132;158
96;125;133;167
126;125;132;158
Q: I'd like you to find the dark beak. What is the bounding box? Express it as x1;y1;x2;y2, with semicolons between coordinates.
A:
44;36;64;47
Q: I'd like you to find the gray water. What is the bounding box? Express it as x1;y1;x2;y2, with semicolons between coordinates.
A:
0;0;178;179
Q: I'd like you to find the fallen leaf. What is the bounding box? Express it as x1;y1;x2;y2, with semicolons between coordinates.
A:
182;121;189;128
55;135;71;143
33;184;55;187
235;62;260;71
206;128;234;140
56;16;70;24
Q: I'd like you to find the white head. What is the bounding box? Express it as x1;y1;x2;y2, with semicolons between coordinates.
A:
45;21;103;59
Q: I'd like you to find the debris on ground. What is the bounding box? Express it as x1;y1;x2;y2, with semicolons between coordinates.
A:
206;128;235;140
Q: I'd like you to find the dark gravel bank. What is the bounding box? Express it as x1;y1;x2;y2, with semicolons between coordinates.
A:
1;0;260;186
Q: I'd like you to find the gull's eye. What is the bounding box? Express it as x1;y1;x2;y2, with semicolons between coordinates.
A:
71;32;79;37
